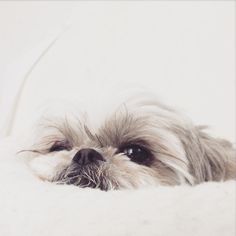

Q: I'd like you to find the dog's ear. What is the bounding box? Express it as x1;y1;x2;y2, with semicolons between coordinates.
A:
196;130;236;182
173;125;236;184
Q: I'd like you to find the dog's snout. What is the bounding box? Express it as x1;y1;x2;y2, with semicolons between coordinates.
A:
72;148;105;165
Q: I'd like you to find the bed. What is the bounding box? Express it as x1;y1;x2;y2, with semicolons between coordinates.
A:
0;9;235;235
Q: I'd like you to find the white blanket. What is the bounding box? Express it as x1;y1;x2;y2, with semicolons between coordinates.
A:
0;137;235;236
0;5;235;234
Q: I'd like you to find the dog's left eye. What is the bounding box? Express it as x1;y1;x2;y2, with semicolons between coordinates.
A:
119;144;153;166
49;141;71;152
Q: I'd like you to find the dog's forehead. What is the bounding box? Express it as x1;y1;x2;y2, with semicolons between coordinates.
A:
97;113;148;146
33;94;181;150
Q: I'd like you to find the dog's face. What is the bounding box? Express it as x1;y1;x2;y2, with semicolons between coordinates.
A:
24;97;235;190
26;98;194;190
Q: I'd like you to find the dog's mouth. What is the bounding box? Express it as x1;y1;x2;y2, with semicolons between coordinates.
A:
52;163;118;191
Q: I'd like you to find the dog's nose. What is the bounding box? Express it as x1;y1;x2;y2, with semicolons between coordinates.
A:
72;148;105;165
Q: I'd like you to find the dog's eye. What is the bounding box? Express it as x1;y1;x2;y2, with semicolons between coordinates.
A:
49;141;71;152
119;144;153;166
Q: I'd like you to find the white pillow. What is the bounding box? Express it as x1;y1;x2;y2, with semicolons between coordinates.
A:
1;4;234;141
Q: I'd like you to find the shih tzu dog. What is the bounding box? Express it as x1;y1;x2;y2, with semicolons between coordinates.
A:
22;95;236;191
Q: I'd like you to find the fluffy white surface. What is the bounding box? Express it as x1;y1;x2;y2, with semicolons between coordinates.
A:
0;3;235;235
0;137;235;236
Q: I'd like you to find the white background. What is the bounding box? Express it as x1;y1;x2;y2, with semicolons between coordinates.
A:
0;1;235;142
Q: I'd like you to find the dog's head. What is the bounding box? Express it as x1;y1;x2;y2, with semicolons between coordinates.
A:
23;96;235;190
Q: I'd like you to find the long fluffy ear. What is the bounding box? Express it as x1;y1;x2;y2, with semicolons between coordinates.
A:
196;128;236;182
173;125;236;184
128;95;236;184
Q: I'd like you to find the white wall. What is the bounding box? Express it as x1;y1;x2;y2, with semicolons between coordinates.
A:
0;1;235;142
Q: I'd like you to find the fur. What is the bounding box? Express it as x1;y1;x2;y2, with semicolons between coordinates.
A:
21;96;236;190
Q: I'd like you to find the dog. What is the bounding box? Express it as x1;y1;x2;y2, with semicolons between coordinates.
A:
21;95;236;191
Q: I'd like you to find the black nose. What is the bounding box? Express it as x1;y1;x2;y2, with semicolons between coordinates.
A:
72;148;105;165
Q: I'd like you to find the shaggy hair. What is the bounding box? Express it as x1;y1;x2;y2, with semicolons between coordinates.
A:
22;97;236;190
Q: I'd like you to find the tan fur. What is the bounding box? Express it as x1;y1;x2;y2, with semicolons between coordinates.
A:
22;97;236;190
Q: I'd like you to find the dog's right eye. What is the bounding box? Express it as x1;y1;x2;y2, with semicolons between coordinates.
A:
49;141;71;152
119;144;154;166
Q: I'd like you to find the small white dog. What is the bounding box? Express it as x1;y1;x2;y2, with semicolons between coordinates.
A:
21;95;236;190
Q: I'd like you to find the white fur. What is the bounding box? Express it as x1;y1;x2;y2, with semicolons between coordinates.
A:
18;94;235;189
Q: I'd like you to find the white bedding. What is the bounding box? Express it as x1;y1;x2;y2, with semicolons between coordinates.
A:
0;4;235;235
0;137;235;236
